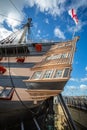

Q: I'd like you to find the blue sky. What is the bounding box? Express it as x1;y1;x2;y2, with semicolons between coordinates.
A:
0;0;87;96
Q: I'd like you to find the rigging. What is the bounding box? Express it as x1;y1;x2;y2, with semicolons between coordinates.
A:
8;0;23;18
0;13;22;23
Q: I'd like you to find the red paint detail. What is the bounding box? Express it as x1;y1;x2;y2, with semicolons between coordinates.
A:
35;44;42;52
0;66;6;74
16;57;25;63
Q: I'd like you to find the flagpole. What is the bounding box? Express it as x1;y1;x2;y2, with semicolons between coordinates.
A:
68;9;78;39
72;28;76;39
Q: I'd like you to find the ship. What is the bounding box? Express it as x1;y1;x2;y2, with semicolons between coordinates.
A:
0;18;79;128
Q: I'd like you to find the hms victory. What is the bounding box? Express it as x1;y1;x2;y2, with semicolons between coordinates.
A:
0;18;79;128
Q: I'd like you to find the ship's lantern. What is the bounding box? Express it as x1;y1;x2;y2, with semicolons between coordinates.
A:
0;66;6;74
35;44;42;52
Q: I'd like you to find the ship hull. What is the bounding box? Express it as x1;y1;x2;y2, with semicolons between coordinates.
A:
26;81;67;90
0;99;45;128
0;37;79;128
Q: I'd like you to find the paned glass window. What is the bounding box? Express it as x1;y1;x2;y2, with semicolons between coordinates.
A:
52;54;61;60
31;71;42;79
46;53;68;61
54;70;63;78
61;53;67;58
43;70;53;78
63;68;70;77
46;56;53;60
0;87;14;99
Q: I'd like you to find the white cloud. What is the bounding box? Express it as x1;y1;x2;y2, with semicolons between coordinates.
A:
80;77;87;82
85;66;87;71
0;0;25;27
26;0;66;16
45;18;49;24
70;77;87;83
0;0;26;40
0;26;12;40
80;84;87;90
54;27;65;39
6;13;21;30
70;78;79;82
37;30;41;34
35;29;41;38
69;85;77;90
68;0;87;11
67;20;87;34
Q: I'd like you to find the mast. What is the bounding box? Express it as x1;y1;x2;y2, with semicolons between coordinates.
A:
0;18;33;57
18;18;33;44
0;18;32;45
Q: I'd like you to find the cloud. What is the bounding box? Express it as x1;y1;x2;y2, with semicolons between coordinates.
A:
37;29;41;34
0;0;25;30
67;20;87;34
69;85;77;90
26;0;66;16
67;0;87;34
80;84;87;90
80;77;87;82
70;77;87;83
0;0;26;40
6;13;21;30
85;66;87;71
68;0;87;11
45;18;49;24
70;78;79;82
0;25;12;40
54;27;65;39
0;0;87;41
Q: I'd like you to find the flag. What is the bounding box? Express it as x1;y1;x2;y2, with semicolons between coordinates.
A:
68;9;78;25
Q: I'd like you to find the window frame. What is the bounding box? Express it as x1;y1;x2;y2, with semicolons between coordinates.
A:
53;69;63;78
0;87;14;100
42;70;54;79
63;68;70;78
31;71;43;80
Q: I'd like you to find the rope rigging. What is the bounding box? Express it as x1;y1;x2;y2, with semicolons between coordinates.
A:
8;0;23;18
0;18;32;44
0;13;22;23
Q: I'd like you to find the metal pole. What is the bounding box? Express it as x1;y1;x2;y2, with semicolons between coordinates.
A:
33;118;41;130
21;121;24;130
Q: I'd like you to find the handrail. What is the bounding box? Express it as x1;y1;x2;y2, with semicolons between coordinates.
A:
58;94;77;130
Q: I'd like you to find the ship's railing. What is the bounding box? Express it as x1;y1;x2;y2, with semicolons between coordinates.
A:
57;94;77;130
64;96;87;111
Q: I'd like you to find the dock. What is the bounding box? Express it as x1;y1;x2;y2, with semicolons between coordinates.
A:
54;95;87;130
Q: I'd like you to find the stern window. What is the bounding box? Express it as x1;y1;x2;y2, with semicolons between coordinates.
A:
54;70;63;78
63;68;70;77
31;71;42;79
43;70;53;78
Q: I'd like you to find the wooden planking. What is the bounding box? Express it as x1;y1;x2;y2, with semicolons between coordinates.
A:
26;89;62;102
